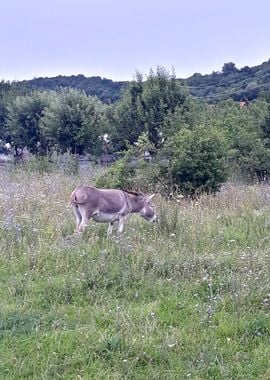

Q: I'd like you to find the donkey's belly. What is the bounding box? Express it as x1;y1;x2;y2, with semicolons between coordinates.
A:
92;212;119;223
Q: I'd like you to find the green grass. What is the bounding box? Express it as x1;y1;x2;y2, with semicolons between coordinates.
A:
0;168;270;379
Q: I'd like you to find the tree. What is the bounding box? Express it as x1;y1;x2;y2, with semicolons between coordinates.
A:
40;89;107;154
0;83;10;142
240;65;252;74
222;62;239;75
260;99;270;146
111;72;145;151
6;91;49;154
203;99;270;180
112;67;188;149
0;80;28;146
141;66;188;145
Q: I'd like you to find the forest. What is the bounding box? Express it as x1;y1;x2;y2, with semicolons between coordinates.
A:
1;63;270;196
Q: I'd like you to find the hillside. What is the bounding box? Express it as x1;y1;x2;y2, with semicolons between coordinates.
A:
186;59;270;102
17;59;270;103
19;75;127;104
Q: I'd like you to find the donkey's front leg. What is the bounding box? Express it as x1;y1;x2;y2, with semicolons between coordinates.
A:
117;216;127;234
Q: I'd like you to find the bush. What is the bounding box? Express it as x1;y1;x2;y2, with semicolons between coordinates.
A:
95;126;228;197
95;152;159;193
160;126;228;196
95;155;135;189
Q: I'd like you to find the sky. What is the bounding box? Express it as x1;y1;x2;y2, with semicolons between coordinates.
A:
1;0;270;82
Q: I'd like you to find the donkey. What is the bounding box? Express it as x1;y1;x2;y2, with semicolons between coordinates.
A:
70;185;157;235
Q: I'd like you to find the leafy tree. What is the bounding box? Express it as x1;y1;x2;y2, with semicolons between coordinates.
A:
112;67;188;149
40;89;107;154
222;62;239;75
6;91;49;154
0;82;10;143
232;126;270;180
240;65;252;74
201;99;270;180
0;80;29;146
141;66;188;145
260;99;270;146
111;72;145;150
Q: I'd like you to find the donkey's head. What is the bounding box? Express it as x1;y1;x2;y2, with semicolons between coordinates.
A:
139;193;157;222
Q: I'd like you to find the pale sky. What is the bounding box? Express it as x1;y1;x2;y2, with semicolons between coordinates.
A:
1;0;270;81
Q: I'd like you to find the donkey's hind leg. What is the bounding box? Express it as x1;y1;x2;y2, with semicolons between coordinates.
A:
78;206;95;233
73;205;82;233
107;222;114;237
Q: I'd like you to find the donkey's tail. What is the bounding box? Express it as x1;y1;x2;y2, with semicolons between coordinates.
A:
70;189;88;205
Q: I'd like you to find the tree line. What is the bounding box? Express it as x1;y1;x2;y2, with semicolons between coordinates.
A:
1;66;270;196
9;58;270;104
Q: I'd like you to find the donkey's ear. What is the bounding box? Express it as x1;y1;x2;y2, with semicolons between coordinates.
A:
148;193;156;201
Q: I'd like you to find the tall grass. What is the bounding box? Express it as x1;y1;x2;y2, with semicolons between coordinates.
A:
0;167;269;379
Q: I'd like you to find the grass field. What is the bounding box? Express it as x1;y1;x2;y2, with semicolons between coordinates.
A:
0;167;269;379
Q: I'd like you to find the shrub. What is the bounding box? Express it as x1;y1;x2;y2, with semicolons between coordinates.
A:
95;154;135;189
95;151;159;193
95;126;228;197
160;126;228;196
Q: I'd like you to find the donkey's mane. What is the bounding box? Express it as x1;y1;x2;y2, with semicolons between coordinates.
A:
122;189;144;197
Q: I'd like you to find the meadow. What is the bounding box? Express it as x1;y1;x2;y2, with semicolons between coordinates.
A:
0;165;269;379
